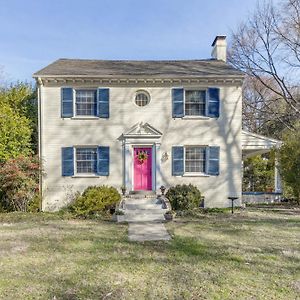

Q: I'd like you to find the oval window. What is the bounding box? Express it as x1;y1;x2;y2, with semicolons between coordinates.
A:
135;91;150;107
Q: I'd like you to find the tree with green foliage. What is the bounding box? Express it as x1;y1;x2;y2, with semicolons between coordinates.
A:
243;153;275;192
0;83;37;162
278;126;300;204
0;103;32;161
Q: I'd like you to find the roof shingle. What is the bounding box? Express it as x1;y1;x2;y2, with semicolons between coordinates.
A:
33;58;244;78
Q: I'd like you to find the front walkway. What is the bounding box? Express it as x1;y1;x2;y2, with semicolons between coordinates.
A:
128;222;171;242
123;197;171;242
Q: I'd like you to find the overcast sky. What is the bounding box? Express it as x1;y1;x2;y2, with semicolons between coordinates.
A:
0;0;278;82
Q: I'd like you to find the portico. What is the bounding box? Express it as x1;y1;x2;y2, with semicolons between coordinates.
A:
242;130;282;193
121;122;163;193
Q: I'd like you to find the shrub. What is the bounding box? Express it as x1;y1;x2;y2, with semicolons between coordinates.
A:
0;155;40;212
27;194;41;212
166;184;201;210
278;125;300;205
69;185;121;217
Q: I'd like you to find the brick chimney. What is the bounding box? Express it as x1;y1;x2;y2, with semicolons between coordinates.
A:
211;35;227;62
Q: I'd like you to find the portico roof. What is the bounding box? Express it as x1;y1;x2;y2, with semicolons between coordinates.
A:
123;122;162;139
242;130;282;158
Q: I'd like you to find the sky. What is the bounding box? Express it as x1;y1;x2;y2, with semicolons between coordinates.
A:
0;0;275;83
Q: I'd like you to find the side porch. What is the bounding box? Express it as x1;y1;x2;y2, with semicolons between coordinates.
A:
242;130;282;203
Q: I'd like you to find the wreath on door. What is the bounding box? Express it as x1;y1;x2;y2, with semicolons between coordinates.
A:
136;150;148;163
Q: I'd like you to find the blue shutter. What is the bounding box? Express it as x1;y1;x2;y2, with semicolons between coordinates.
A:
93;90;98;116
97;146;109;176
207;146;220;175
98;88;109;118
61;88;73;118
208;88;220;118
172;88;184;118
62;147;74;176
172;146;184;176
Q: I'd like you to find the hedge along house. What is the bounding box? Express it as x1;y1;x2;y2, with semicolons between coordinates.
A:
33;36;280;211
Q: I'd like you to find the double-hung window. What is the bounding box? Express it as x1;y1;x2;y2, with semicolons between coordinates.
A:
185;90;206;116
62;146;109;176
172;87;220;118
185;146;206;173
75;90;97;116
172;145;220;176
76;147;97;174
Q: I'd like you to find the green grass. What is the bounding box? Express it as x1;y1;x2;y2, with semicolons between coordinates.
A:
0;209;299;299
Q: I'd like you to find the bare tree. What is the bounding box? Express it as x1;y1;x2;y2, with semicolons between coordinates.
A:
242;76;294;137
229;0;300;133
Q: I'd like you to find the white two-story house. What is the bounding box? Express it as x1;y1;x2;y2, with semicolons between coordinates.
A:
33;36;247;211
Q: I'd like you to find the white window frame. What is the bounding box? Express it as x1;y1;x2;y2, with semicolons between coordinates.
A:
74;146;98;175
183;145;208;176
134;90;151;107
73;89;98;117
184;88;208;117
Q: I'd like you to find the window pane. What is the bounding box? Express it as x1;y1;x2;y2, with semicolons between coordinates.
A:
135;91;150;107
185;90;206;116
185;146;206;173
76;90;97;116
76;148;97;173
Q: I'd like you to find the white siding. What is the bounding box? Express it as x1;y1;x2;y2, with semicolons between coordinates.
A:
40;83;242;210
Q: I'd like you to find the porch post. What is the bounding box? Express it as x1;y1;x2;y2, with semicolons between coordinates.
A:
124;142;132;191
274;156;282;193
155;142;162;192
241;158;244;190
122;141;125;186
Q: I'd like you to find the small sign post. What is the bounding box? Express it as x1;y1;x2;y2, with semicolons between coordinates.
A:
228;196;238;214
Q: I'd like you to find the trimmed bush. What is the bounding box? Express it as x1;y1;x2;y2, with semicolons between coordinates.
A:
69;185;121;217
166;184;201;210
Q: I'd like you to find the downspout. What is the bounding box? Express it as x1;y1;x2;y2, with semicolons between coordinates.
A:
37;77;43;211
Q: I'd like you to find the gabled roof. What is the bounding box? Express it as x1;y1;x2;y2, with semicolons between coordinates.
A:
242;130;282;158
33;58;244;78
123;122;162;138
242;130;281;147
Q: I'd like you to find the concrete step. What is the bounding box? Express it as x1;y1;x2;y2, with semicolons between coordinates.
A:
125;203;164;210
125;214;165;222
125;208;167;215
122;196;167;223
127;194;157;199
129;190;156;195
125;198;160;205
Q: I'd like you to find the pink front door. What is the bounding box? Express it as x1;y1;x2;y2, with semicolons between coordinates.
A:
133;147;152;191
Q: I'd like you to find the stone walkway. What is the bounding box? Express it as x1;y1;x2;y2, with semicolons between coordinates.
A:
122;197;171;242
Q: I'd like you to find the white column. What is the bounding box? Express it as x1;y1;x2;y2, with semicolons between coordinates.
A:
122;141;126;186
124;142;132;191
156;143;162;191
274;156;282;193
241;159;244;191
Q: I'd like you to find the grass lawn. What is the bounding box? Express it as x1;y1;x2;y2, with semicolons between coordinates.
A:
0;209;299;300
